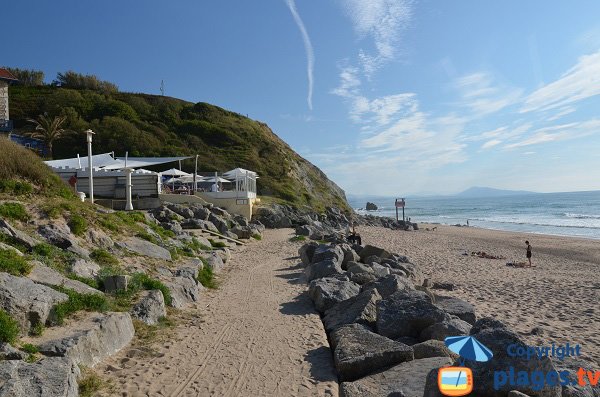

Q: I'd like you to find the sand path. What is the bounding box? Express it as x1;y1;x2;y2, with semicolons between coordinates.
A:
99;229;338;397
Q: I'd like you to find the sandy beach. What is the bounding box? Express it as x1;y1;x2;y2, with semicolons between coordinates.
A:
360;224;600;363
97;225;600;395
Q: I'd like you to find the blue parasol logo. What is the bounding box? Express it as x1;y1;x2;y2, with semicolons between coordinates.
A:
445;335;493;362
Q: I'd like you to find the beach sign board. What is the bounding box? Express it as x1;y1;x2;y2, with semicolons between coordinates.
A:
438;366;473;396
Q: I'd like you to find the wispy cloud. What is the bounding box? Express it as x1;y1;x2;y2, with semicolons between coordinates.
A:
454;72;523;116
503;119;600;149
339;0;413;77
520;50;600;113
481;139;502;150
285;0;315;110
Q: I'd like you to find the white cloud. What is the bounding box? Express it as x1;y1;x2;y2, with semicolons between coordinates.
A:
339;0;413;76
546;106;576;121
285;0;315;110
503;119;600;149
481;139;502;149
454;72;523;116
520;50;600;113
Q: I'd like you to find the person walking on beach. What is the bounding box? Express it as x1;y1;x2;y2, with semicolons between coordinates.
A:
525;240;533;267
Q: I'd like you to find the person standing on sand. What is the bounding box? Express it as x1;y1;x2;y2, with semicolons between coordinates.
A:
526;240;533;266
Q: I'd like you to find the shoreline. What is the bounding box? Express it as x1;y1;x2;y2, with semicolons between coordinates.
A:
359;224;600;363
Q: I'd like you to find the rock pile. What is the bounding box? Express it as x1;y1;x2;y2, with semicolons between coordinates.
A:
298;241;582;397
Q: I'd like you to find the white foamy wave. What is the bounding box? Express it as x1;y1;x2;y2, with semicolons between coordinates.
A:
564;213;600;219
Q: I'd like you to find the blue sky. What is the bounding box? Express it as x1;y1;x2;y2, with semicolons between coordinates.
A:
5;0;600;195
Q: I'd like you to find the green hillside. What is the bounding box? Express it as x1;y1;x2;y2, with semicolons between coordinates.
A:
8;79;349;212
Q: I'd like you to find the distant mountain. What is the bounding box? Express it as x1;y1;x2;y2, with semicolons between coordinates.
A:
456;186;536;198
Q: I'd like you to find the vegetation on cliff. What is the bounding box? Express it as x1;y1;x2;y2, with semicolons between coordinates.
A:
7;69;349;211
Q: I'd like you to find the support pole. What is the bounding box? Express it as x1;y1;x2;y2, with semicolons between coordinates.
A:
193;154;198;193
85;129;95;203
395;199;399;221
124;167;134;211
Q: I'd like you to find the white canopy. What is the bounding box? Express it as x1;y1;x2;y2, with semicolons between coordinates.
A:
203;177;232;183
160;168;191;177
223;167;257;178
45;153;118;169
165;175;197;184
46;154;193;170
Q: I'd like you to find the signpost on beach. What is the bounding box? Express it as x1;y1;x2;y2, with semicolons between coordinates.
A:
395;198;406;222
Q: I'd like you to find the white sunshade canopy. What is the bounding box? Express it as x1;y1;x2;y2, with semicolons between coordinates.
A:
203;177;232;183
160;168;192;177
223;167;258;178
46;154;193;170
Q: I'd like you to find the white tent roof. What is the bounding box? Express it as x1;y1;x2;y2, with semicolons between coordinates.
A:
223;167;257;178
46;154;192;170
203;177;232;183
160;168;191;177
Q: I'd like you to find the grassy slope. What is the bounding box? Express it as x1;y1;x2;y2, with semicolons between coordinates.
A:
9;86;350;212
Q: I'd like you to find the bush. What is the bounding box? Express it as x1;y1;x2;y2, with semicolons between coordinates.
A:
68;214;87;236
0;180;33;195
0;309;20;344
197;264;217;289
20;343;39;354
147;222;175;240
90;249;119;267
53;287;109;325
289;235;306;242
208;239;226;248
0;249;32;275
129;273;173;306
0;202;29;221
251;233;262;240
78;368;104;397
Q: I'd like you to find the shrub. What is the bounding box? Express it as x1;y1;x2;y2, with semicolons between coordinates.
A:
30;322;45;336
0;180;33;195
289;235;306;242
0;249;32;275
90;249;119;267
251;233;262;240
0;310;20;344
78;368;104;397
32;243;54;257
129;273;173;306
20;343;39;354
68;214;87;236
0;202;29;221
197;264;217;289
137;231;159;245
53;287;109;325
208;239;226;248
147;223;175;240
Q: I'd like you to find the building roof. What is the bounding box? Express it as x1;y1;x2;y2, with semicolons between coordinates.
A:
0;68;18;82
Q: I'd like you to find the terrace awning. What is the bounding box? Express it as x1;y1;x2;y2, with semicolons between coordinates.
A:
46;154;192;170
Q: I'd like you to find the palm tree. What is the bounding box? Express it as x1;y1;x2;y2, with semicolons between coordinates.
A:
26;114;70;158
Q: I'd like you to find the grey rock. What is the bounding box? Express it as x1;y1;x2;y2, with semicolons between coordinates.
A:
371;263;391;277
181;219;219;233
210;207;230;218
412;340;459;359
205;252;224;272
469;317;508;334
117;237;172;260
350;272;378;285
341;357;453;397
164;276;202;308
70;259;101;279
28;261;102;295
419;317;472;341
431;282;455;291
233;215;249;227
554;356;600;397
347;261;374;275
363;255;382;265
0;219;40;249
434;294;477;325
216;247;231;264
0;242;24;256
0;273;68;333
308;278;360;313
38;312;135;368
358;244;392;262
376;290;448;339
166;203;195;219
299;242;319;266
305;259;343;283
131;290;166;325
156;266;174;277
0;357;79;397
38;223;76;250
193;235;212;250
174;266;199;280
86;228;114;249
509;392;533;397
387;262;424;286
363;274;415;298
208;213;229;234
311;244;344;266
331;324;414;382
162;221;183;235
323;289;381;332
191;205;211;221
0;343;27;360
102;275;130;293
231;226;253;239
339;245;360;269
295;224;313;236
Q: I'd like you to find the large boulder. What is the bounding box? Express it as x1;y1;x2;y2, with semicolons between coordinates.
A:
164;276;203;308
308;278;360;313
339;244;361;268
37;223;76;250
205;252;224;272
86;228;114;249
331;324;414;382
363;274;415;298
38;312;135;368
191;205;211;221
299;242;319;266
0;343;27;360
340;357;453;397
117;237;172;261
419;317;472;341
0;273;68;334
323;289;381;333
165;203;195;219
0;357;79;397
70;259;101;279
423;318;562;397
358;244;392;262
208;213;229;234
376;290;448;339
311;244;344;266
131;290;167;325
412;340;459;360
181;219;219;233
305;259;344;283
27;261;102;295
434;294;477;325
385;261;424;286
0;242;24;256
346;261;374;275
0;219;40;249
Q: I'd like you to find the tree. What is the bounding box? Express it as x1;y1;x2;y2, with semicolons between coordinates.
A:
26;114;73;158
2;67;45;86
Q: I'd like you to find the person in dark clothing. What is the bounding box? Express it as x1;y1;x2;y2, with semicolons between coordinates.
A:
346;223;362;245
525;240;533;267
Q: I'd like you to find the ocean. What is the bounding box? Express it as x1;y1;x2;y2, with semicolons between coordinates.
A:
349;190;600;240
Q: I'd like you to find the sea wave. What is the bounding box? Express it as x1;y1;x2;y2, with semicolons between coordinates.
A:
564;213;600;219
465;217;600;230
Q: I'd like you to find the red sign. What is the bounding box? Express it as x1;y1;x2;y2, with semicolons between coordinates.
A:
395;199;405;208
